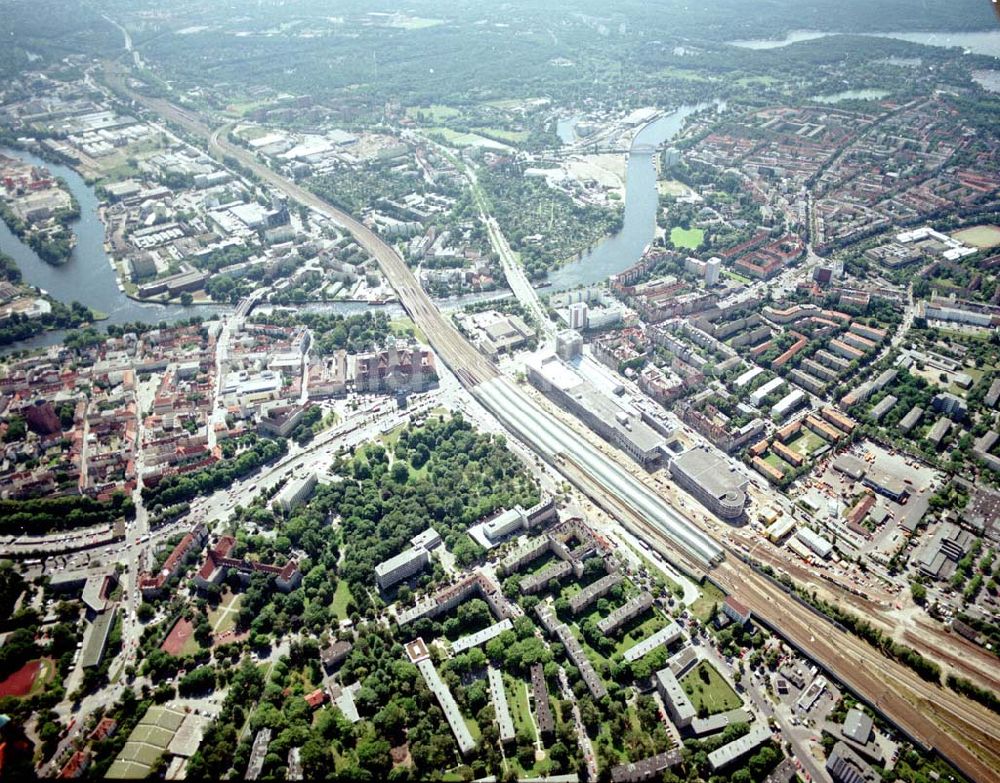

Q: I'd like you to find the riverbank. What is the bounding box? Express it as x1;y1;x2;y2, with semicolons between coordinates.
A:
542;102;716;292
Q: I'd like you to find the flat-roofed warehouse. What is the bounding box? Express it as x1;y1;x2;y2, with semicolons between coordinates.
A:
669;446;748;519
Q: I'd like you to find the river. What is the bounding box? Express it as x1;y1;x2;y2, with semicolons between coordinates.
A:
727;29;1000;58
0;146;208;328
542;103;716;292
0;146;426;353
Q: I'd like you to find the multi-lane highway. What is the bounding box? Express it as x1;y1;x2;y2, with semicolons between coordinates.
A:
101;62;1000;783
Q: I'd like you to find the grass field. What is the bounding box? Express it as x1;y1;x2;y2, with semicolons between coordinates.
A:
670;226;705;250
332;579;354;621
658;179;696;197
723;269;753;285
681;661;742;716
952;224;1000;249
406;104;462;122
764;452;794;474
208;592;242;637
689;581;726;621
616;612;669;657
504;672;536;741
428;127;513;151
474;127;530;143
390;316;427;344
786;430;827;456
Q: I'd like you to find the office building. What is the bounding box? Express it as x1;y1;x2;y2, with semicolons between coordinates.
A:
375;547;429;591
374;527;441;590
569;302;589;330
705;257;722;286
932;393;967;420
274;472;317;512
556;328;584;360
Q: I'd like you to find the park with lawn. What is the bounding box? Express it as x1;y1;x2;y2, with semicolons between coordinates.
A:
681;660;743;717
670;226;705;250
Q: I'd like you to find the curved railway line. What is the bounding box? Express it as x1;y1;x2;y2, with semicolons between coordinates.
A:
103;61;1000;783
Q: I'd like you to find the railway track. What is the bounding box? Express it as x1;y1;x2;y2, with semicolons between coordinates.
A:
102;63;1000;783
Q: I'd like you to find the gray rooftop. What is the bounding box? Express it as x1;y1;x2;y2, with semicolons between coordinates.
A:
671;447;748;506
708;722;772;771
416;658;477;756
843;707;874;744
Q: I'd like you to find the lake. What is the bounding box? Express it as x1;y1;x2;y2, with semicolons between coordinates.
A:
728;29;1000;58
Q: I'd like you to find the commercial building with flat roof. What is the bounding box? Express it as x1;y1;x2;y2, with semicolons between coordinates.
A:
827;741;880;783
862;467;909;502
796;527;833;559
374;546;429;591
707;723;772;771
527;353;667;468
275;472;317;512
374;527;441;590
81;607;117;669
669;446;748;519
843;707;874;745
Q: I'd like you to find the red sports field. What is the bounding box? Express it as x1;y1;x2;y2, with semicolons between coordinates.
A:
160;618;195;656
0;659;41;697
